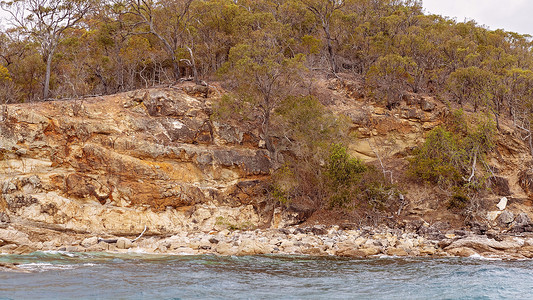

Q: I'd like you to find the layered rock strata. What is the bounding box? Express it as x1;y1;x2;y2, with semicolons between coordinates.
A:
0;88;277;236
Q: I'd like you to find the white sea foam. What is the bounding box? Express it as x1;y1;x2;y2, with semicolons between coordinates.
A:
468;253;502;261
82;263;97;267
19;263;76;271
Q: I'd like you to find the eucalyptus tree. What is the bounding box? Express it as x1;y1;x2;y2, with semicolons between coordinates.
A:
447;66;496;112
1;0;93;100
219;37;306;158
118;0;194;81
298;0;344;74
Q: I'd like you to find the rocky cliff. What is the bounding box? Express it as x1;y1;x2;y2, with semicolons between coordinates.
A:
0;86;284;236
2;79;533;244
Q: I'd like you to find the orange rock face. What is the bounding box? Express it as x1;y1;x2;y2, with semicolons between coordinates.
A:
0;88;271;235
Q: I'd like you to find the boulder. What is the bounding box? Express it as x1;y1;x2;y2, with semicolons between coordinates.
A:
0;212;10;224
81;237;99;248
518;246;533;258
65;246;80;252
445;235;521;253
417;224;446;240
487;211;502;221
403;219;424;232
215;242;238;255
510;213;533;233
13;244;36;255
420;99;436;112
237;240;271;255
85;243;107;252
336;248;369;258
496;197;508;210
334;244;381;258
418;246;437;256
403;94;420;106
386;247;409;256
0;262;30;273
467;221;488;235
302;247;327;256
0;228;32;246
513;213;531;226
359;246;381;256
271;205;314;228
446;247;477;257
116;237;133;249
497;211;515;227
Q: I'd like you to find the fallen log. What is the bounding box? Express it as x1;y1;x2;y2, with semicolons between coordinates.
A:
97;225;148;244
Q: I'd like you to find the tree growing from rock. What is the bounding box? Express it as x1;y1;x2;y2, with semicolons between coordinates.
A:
219;40;305;158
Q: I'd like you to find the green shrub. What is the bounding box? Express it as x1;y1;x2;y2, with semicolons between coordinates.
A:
448;187;470;210
325;144;399;210
325;143;367;207
409;110;496;210
360;166;401;211
268;96;350;207
268;97;399;213
326;143;367;187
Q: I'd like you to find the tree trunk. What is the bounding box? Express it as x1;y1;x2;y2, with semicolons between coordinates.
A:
529;132;533;157
186;46;200;85
263;109;275;157
172;59;180;80
493;110;500;131
150;26;181;80
323;24;337;74
43;52;53;100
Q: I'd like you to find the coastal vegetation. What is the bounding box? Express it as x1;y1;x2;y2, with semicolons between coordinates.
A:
409;110;496;211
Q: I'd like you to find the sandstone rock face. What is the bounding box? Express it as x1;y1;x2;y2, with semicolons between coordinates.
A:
0;88;273;235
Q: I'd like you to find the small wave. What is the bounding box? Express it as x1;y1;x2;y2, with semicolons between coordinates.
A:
125;248;153;254
19;263;76;272
172;251;199;256
39;250;75;256
82;263;97;267
468;253;502;261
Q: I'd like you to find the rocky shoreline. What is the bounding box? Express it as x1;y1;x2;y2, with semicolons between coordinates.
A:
2;223;533;260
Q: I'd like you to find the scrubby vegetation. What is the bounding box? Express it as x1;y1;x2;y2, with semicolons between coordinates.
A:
409;110;496;212
0;0;532;112
325;144;399;210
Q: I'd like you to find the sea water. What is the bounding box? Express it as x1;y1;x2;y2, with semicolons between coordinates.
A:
1;252;533;299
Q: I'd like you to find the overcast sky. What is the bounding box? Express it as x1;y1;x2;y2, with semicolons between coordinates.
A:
422;0;533;35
